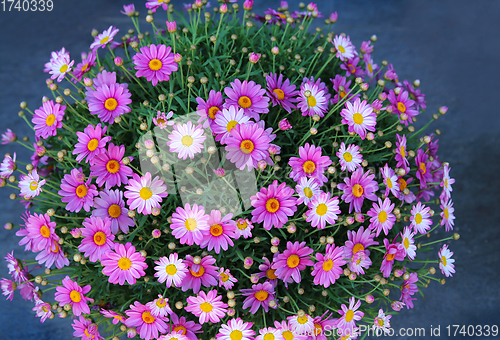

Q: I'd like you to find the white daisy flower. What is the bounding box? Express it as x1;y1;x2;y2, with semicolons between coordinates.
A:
410;202;432;235
288;313;315;334
333;35;356;61
337;142;362;172
146;295;172;317
90;25;119;51
256;327;285;340
305;192;341;229
218;318;256;340
154;253;188;288
18;169;46;199
295;177;322;205
234;218;253;239
372;309;392;335
401;227;416;260
167;121;206;160
438;244;455;277
44;52;74;83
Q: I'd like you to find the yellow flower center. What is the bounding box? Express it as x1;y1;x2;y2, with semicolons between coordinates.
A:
255;290;269;301
59;64;68;73
352;184;364;198
420;162;427;174
181;135;194;147
387;177;393;188
45;114;56;126
273;88;285;100
282;331;294;340
226;120;238;132
166;264;177;275
118;257;132;270
184;218;197;231
76;184;87;198
314;324;322;336
397;102;406;113
237;220;248;230
81;63;89;73
50;240;60;253
87;139;99;151
441;255;447;266
338;45;346;53
190;266;205;277
240;140;254;154
348;64;355;73
108;204;122;218
353;243;365;254
104;98;118;111
220;273;230;282
100;36;109;44
400;145;405;156
40;225;50;238
238;96;252;108
303;160;316;174
316;203;328;216
264;334;275;340
297;315;309;324
340;91;347;98
266;269;278;280
386;253;396;261
106;160;120;173
287;254;300;268
149;58;163;71
30;181;39;191
208;106;220;119
303;187;313;198
139;187;153;200
210;224;223;237
378;210;388;223
230;330;243;340
378;318;384;327
343;152;353;162
200;302;213;313
444;208;449;219
404;237;410;249
307;95;317;107
344;310;354;322
368;63;373;73
173;326;187;335
322;259;334;271
353;113;364;125
156;298;167;308
265;198;280;213
142;311;155;324
398;178;407;190
415;213;423;225
156;118;166;125
42;306;49;312
445;178;448;188
93;231;106;246
70;290;82;303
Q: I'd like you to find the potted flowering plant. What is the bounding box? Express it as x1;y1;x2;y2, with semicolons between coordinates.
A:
0;1;458;339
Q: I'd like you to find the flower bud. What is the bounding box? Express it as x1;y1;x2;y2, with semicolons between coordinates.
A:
243;0;253;11
166;21;177;33
249;52;261;64
114;57;123;67
220;3;228;13
329;11;338;23
174;53;182;63
83;78;93;87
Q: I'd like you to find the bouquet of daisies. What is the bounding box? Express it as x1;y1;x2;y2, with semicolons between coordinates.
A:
0;1;459;339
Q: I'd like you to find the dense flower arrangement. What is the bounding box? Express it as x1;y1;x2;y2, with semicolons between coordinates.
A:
0;1;459;339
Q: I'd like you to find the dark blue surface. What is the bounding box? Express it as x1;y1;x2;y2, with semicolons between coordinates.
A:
0;1;499;339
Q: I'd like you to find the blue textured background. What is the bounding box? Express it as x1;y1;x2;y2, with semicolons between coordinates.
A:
0;0;499;339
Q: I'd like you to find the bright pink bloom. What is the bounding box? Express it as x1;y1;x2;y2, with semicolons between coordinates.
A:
278;118;292;130
440;164;455;202
185;290;228;324
249;52;261;63
332;35;355;61
146;295;172;318
1;129;16;144
438;244;455;277
92;189;135;234
212;106;251;144
124;172;168;215
72;316;104;340
182;255;219;294
90;25;119;50
101;242;148;285
380;239;405;277
272;241;314;284
43;48;74;82
73;123;111;163
153;110;175;129
201;210;237;254
54;276;94;316
224;79;270;120
336;297;364;337
344;226;378;274
196;90;224;128
289;143;332;185
254;257;283;288
121;4;135;16
101;309;127;325
298;80;329;117
401;227;417;260
72;52;96;83
265;73;299;113
395;134;410;173
169;313;202;340
217;318;256;340
241;281;276;314
18;169;46;199
32;100;65;139
367;198;396;237
78;216;115;262
415;148;432;188
90;143;133;189
32;299;53;323
170;203;210;246
166;21;177;33
0;153;16;178
388;89;419;126
58;168;98;213
87;82;132;124
1;278;16;301
338;168;379;213
146;0;169;12
133;44;178;86
400;272;418;309
312;243;347;288
340;98;376;140
125;301;169;340
331;74;359;104
381;164;400;198
218;268;238;290
24;212;57;252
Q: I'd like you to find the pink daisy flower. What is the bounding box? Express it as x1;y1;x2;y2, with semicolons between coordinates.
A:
169;313;202;340
0;153;16;178
305;192;341;229
125;301;169;340
256;328;284;340
438;244;455;277
250;180;297;230
146;0;169;13
44;49;74;82
272;241;314;284
146;295;172;317
218;267;238;290
337;142;362;172
338;167;379;213
1;128;16;144
87;83;132;124
185;290;228;324
92;189;135;234
153;110;175;129
101;242;148;285
159;332;190;340
331;74;360;104
1;278;16;301
234;218;253;239
343;227;378;274
18;169;46;199
289;143;332;185
32;299;53;323
401;227;416;260
167;121;206;160
415;148;432;188
367;198;396;237
101;309;127;325
201;210;237;253
364;53;378;78
311;312;337;340
312;243;347;288
335;297;364;337
24;212;57;252
54;276;94;316
124;172;168;215
78;216;115;262
58;168;98;213
265;73;299;113
154;253;188;288
400;272;418;309
380;238;405;277
295;177;322;205
288;313;315;334
241;281;276;314
440;199;455;231
72;51;96;83
182;255;219;294
332;35;355;61
72;316;104;340
217;318;256;340
395;134;410;173
372;309;392;335
73;123;111;163
90;143;133;189
32;100;65;139
4;252;28;283
212;106;251;144
440;164;455;202
90;25;119;50
170;203;210;246
397;176;416;204
340;98;376;140
196;90;224;128
340;56;364;78
297;80;329;117
225;122;273;171
35;238;69;269
410;202;432;234
388;89;419;126
224;79;270;121
133;44;178;86
273;321;307;340
381;164;400;198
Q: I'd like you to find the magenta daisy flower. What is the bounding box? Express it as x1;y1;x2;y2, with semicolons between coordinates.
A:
182;255;219;294
340;98;376;140
146;0;169;13
440;199;455;231
32;299;53;323
343;226;378;273
224;79;270;120
185;290;228;324
72;52;96;83
32;100;65;139
0;153;16;178
380;239;405;277
78;216;115;262
410;202;432;234
200;210;237;253
101;309;127;325
90;25;119;50
338;168;379;213
72;316;104;340
1;128;16;144
35;239;70;269
18;169;46;199
58;168;98;213
289;143;332;185
337;142;362;172
367;198;396;237
388;89;419;126
154;253;188;288
225;122;273;171
254;257;284;288
92;189;135;234
364;53;378;78
397;176;416;204
440;164;455;202
438;244;455;277
401;227;416;260
101;242;148;285
395;134;410;173
90;143;133;189
250;180;297;230
87;83;132;124
340;56;364;78
133;44;178;86
305;192;341;229
125;301;169;340
312;243;347;288
73;123;111;163
169;313;202;340
272;241;314;284
146;295;172;317
170;203;210;246
54;276;94;316
167;121;206;160
331;74;360;104
295;177;322;205
196;90;224;128
241;281;276;314
218;267;238;290
265;73;299;113
4;252;28;282
336;297;364;337
381;164;400;198
153;110;175;129
212;106;251;144
217;318;256;340
124;172;168;215
399;272;418;309
1;278;16;301
311;312;337;340
332;35;355;61
297;81;329;117
415;149;432;188
234;218;253;239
